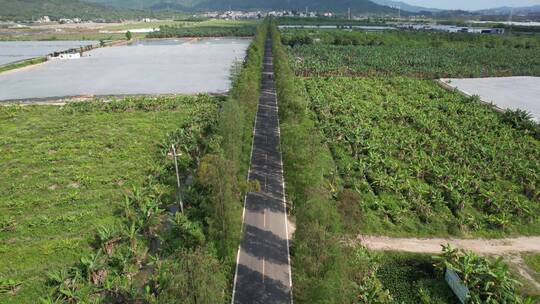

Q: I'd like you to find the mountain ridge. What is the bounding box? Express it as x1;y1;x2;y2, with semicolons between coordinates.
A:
83;0;398;13
370;0;441;13
0;0;153;21
477;5;540;15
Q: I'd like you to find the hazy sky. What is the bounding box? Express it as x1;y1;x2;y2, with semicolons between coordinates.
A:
403;0;540;10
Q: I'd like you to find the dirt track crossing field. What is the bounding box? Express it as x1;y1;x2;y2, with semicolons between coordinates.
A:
357;235;540;254
356;235;540;291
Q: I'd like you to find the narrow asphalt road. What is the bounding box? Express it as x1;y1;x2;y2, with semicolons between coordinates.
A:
231;36;293;304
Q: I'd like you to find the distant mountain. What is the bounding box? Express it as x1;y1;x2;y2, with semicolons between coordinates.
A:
83;0;398;13
0;0;151;21
476;5;540;16
370;0;440;13
427;4;540;20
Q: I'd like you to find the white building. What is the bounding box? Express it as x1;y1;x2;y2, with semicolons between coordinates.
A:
48;52;81;60
59;53;81;60
36;16;51;23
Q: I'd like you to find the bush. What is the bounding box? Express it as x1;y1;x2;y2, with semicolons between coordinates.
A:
502;109;540;140
150;248;228;304
434;245;533;304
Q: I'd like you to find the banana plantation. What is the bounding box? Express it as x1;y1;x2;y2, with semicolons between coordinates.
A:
283;29;540;78
277;24;540;303
305;77;540;237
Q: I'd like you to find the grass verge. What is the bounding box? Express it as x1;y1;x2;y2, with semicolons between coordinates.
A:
273;21;367;303
0;57;47;74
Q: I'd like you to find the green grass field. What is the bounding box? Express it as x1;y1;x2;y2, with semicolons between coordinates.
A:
0;96;218;302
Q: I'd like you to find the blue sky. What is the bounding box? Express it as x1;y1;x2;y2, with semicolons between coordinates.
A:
402;0;540;10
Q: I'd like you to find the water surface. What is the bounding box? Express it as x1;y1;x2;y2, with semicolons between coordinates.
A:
0;41;97;65
0;38;251;101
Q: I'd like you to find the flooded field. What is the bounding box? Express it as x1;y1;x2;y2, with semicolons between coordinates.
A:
443;76;540;121
0;41;97;65
0;38;251;101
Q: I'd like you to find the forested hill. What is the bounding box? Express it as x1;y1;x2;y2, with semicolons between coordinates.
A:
0;0;157;21
84;0;398;13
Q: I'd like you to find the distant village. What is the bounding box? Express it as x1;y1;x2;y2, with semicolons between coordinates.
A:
0;9;330;27
0;9;521;35
203;10;322;19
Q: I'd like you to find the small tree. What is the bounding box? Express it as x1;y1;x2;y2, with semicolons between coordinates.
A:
126;31;132;40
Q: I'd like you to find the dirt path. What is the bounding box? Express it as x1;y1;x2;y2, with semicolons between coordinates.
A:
357;235;540;254
355;235;540;292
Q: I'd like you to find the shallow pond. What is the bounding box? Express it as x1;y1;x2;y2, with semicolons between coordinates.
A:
0;38;251;101
0;41;97;65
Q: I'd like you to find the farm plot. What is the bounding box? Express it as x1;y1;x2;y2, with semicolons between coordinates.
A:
305;77;540;237
147;19;259;38
0;96;218;303
284;29;540;78
291;45;540;78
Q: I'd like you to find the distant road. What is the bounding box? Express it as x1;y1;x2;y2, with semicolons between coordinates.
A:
231;36;293;304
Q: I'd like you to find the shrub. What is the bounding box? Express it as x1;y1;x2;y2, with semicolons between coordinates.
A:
434;245;532;304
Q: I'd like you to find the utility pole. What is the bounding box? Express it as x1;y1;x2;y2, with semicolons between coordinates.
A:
508;7;514;34
169;144;184;213
509;7;514;21
392;5;401;20
348;8;351;20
